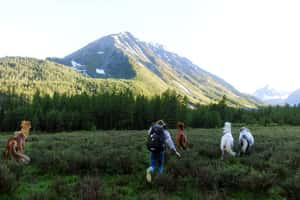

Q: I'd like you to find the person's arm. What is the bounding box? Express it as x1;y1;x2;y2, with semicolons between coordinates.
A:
147;127;152;135
22;139;25;151
14;131;21;137
249;132;254;145
230;138;234;148
164;130;181;157
182;134;187;149
16;135;24;152
183;131;187;144
238;134;243;145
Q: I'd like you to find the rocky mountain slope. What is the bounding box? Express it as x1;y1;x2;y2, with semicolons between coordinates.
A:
48;32;259;107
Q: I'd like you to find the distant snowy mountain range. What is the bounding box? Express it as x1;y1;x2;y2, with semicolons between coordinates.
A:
253;85;299;105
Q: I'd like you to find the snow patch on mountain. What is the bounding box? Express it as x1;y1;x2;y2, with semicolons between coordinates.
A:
262;94;286;100
69;60;89;76
96;68;105;74
111;33;150;62
71;60;84;67
253;85;291;101
253;85;294;105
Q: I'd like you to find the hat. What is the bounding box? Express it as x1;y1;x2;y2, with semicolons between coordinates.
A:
156;120;166;128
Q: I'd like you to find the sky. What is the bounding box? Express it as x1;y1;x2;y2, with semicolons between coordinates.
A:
1;0;300;94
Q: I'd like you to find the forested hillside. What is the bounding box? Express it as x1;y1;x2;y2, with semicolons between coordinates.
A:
0;57;161;98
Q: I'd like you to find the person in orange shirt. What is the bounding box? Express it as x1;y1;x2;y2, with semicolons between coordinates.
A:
176;122;188;150
5;120;31;164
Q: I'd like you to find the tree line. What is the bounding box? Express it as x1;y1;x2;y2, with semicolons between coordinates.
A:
0;90;300;132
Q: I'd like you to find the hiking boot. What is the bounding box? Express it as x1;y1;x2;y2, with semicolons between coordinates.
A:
146;169;152;183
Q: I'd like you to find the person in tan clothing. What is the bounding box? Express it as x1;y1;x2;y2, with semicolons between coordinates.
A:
176;122;188;150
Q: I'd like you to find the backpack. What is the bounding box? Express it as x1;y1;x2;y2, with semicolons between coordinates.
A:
147;124;165;153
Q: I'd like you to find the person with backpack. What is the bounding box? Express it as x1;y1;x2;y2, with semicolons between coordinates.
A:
237;127;255;156
146;120;181;183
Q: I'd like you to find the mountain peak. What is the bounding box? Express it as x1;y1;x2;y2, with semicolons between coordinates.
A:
47;32;260;107
112;31;140;42
286;88;300;105
263;84;271;90
253;85;293;105
111;31;135;39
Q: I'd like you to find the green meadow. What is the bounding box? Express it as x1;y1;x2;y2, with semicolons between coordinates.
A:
0;126;299;200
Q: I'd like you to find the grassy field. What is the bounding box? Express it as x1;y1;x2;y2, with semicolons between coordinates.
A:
0;126;299;200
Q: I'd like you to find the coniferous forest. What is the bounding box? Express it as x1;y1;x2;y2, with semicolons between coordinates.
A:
1;89;300;132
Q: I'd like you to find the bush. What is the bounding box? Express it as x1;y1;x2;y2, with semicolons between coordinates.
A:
5;161;24;180
49;178;74;199
22;192;53;200
193;166;218;189
239;169;277;192
31;150;68;173
75;177;103;200
280;169;300;200
93;151;134;175
153;173;180;192
114;156;134;174
65;151;92;174
0;163;17;193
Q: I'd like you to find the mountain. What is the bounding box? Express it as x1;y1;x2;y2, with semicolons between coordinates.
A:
285;89;300;105
48;32;259;107
253;85;290;105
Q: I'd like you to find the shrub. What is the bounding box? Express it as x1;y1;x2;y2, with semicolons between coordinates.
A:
215;165;248;189
65;151;92;174
5;161;24;180
49;178;74;199
22;192;53;200
75;176;103;200
239;169;277;192
94;152;134;175
280;169;300;200
193;166;218;189
153;173;181;192
115;156;134;174
0;163;17;193
139;190;168;200
31;150;68;173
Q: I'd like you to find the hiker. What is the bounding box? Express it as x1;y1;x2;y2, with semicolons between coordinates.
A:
220;122;236;160
237;127;255;156
5;120;31;164
146;120;181;183
176;121;188;150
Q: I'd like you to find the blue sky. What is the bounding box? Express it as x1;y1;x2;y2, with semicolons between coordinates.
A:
1;0;299;93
